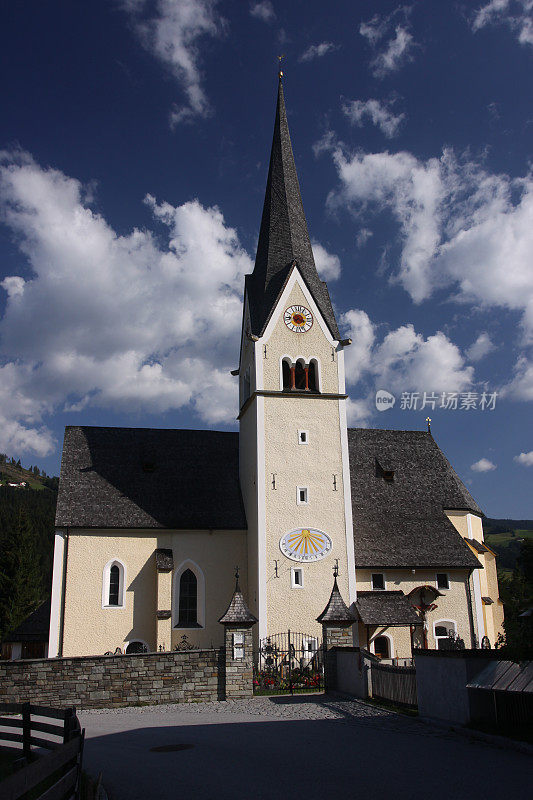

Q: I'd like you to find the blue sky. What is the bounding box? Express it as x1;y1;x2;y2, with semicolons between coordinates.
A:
0;0;532;517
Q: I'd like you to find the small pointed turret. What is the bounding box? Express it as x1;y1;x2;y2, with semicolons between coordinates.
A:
218;567;258;626
246;77;340;339
316;576;357;624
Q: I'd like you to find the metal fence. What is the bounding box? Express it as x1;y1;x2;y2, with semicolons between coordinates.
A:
371;661;417;707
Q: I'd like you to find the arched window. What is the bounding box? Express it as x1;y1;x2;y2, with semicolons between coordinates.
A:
102;559;125;608
294;360;307;391
109;565;120;605
173;560;205;629
282;359;292;390
308;360;319;392
373;635;390;659
125;640;148;654
434;620;457;650
178;570;197;626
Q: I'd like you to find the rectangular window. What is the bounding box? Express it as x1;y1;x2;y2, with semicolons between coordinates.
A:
298;430;309;444
436;573;449;590
371;573;385;591
291;568;303;588
297;487;308;504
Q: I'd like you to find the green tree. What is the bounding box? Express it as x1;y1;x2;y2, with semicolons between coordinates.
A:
0;508;44;640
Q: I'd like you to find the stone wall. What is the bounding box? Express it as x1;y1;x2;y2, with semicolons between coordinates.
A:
224;627;254;699
0;648;224;709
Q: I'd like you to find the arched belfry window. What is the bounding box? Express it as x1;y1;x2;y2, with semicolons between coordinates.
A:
282;359;292;391
294;360;307;391
173;560;205;629
102;559;125;608
308;360;319;392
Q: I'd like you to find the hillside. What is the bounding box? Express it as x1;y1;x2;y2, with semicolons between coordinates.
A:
0;458;58;641
484;518;533;575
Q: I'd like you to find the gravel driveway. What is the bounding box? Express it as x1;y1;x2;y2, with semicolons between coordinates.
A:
79;695;533;800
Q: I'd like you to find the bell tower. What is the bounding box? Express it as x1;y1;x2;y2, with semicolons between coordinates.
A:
238;76;356;640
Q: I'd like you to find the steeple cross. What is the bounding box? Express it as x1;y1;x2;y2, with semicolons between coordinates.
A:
278;54;285;78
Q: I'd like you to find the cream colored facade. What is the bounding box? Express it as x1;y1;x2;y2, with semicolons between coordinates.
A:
238;271;354;642
58;529;247;656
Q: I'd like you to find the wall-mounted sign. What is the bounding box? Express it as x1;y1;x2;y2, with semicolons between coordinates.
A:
279;528;332;562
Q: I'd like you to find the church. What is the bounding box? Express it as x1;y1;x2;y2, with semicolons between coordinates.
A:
48;77;503;662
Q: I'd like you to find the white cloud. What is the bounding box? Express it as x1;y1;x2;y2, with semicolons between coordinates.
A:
356;228;373;248
323;143;533;345
299;42;338;63
250;2;275;23
503;355;533;400
311;241;341;281
359;10;416;77
120;0;225;126
473;1;533;46
471;457;497;472
466;332;495;361
0;150;253;455
514;450;533;466
343;98;405;138
340;310;473;394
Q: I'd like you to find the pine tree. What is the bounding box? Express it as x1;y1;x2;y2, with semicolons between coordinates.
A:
0;508;44;639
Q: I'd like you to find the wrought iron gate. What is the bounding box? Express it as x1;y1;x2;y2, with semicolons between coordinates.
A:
253;631;324;695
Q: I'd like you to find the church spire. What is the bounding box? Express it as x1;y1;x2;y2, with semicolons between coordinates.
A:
246;76;340;340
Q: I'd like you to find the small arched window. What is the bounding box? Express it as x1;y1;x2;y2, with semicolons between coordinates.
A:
282;359;292;390
294;360;307;391
125;640;148;654
373;635;390;659
109;565;120;606
308;360;319;392
178;569;198;627
102;559;125;608
434;621;457;649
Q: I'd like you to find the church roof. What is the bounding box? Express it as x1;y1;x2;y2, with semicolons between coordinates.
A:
3;599;50;643
355;591;423;627
55;426;247;530
347;429;482;569
246;78;340;340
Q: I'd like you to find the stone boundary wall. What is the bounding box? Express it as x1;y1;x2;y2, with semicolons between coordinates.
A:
0;649;224;709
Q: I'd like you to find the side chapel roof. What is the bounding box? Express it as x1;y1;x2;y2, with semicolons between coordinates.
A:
55;426;247;530
246;78;340;340
347;429;482;569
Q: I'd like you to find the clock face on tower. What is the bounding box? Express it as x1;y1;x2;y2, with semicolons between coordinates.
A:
284;305;313;333
279;528;332;562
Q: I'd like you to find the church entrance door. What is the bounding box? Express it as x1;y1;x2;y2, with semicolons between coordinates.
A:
253;631;324;695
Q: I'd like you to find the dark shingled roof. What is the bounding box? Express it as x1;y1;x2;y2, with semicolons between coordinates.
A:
218;583;258;626
316;578;357;624
468;539;490;554
355;591;422;627
4;599;50;643
348;429;482;569
56;427;247;530
247;78;340;340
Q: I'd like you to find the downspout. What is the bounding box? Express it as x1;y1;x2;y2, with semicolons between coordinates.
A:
465;570;476;648
58;527;69;657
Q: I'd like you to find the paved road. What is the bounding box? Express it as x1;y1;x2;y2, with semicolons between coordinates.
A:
80;696;532;800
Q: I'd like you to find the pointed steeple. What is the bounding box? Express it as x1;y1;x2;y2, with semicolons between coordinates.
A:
316;576;357;624
246;77;340;340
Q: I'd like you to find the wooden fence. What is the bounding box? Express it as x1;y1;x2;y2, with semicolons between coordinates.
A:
0;703;84;800
371;661;417;707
